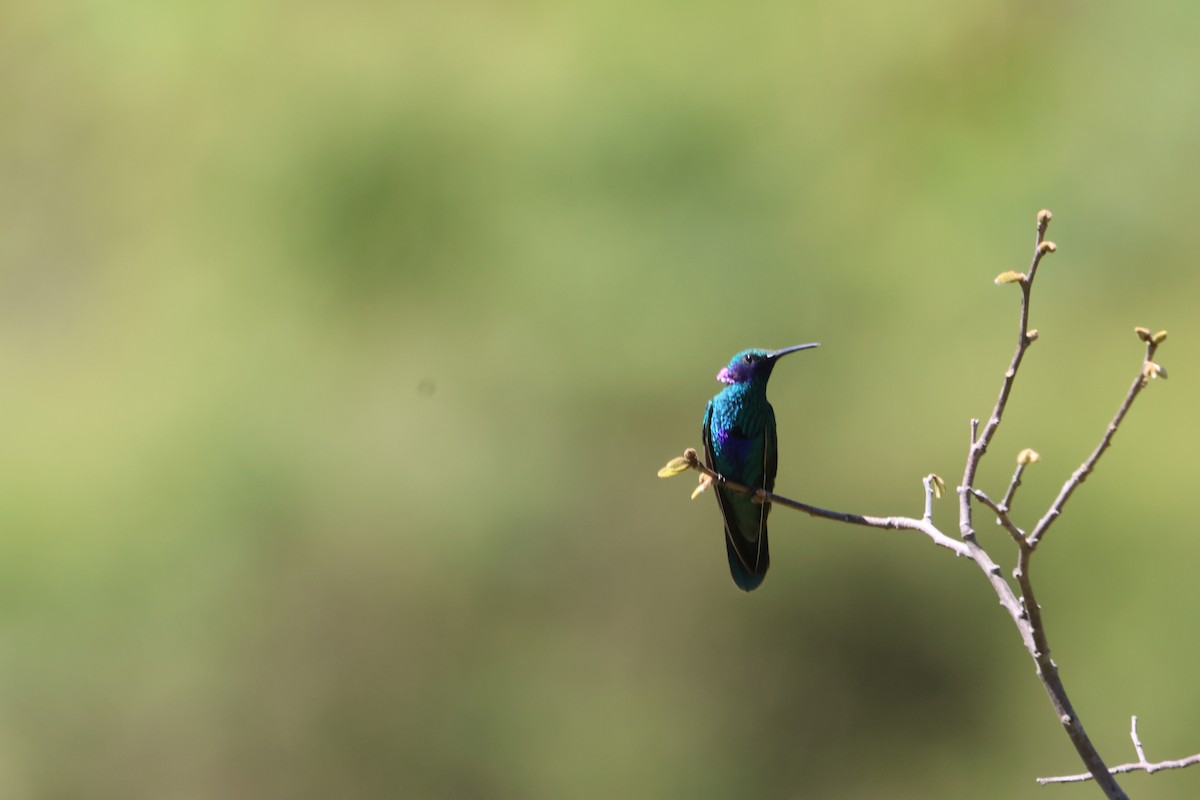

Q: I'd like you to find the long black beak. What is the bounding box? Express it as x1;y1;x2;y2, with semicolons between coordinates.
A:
767;343;820;360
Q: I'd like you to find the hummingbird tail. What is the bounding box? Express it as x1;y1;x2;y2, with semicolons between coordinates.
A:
725;531;769;592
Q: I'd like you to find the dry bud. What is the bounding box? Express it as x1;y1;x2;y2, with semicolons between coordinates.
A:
929;474;946;499
691;474;713;499
1027;329;1040;341
1038;241;1057;255
1134;327;1152;342
994;271;1026;285
1152;330;1168;344
1017;448;1041;465
1037;209;1053;225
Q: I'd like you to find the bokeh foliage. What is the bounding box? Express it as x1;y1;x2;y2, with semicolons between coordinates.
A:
2;1;1198;797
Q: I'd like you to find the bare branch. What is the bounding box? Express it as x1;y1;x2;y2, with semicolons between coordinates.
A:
1007;528;1127;796
1026;338;1163;549
1131;715;1148;765
1000;448;1040;516
1039;717;1200;785
1000;462;1028;514
958;211;1053;542
921;474;944;522
663;449;1038;660
672;449;971;557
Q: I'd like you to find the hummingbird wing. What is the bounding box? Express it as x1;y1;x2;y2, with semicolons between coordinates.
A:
703;401;770;591
764;405;778;495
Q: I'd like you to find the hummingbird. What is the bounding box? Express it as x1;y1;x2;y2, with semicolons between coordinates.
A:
702;344;820;591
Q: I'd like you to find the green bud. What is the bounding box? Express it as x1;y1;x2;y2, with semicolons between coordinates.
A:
658;457;692;478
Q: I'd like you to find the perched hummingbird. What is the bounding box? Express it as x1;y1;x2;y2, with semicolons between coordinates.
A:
702;344;820;591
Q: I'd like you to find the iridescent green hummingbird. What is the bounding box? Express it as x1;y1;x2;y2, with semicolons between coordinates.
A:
702;344;820;591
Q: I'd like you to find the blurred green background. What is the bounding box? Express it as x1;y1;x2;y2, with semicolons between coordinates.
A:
3;1;1199;797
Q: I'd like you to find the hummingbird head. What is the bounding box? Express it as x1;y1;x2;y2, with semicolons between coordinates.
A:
716;343;820;385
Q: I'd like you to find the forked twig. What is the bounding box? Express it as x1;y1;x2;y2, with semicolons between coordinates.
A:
1039;716;1200;785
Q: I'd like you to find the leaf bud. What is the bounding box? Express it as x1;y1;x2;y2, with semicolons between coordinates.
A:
1142;361;1167;381
658;457;691;478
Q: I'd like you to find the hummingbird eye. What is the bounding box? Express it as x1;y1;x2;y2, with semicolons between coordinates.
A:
743;353;755;364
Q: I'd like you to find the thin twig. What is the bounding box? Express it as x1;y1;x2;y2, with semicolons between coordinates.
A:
1000;461;1029;515
970;487;1027;547
1131;715;1148;764
1026;340;1161;549
921;474;937;522
958;211;1051;543
1038;716;1200;784
679;449;970;557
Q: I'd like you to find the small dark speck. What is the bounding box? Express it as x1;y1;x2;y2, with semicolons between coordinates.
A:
418;379;437;398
